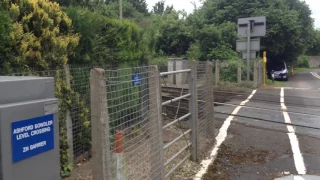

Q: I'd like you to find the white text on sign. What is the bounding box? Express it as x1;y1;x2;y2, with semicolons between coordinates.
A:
13;120;53;141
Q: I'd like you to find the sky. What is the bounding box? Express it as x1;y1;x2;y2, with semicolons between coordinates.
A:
306;0;320;29
146;0;202;14
146;0;320;29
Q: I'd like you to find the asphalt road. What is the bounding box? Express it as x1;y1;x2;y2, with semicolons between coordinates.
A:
205;69;320;180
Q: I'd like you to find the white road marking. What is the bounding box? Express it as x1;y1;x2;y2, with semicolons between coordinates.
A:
274;87;295;89
194;89;257;180
280;88;287;111
274;87;320;91
283;112;295;132
311;72;320;79
294;175;305;180
281;88;306;175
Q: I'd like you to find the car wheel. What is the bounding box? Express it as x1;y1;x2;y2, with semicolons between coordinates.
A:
284;77;288;81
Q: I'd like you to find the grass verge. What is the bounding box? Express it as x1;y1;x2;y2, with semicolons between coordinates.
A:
265;78;285;86
291;68;309;76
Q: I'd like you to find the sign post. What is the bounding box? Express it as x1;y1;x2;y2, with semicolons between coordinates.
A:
237;16;266;81
246;21;251;81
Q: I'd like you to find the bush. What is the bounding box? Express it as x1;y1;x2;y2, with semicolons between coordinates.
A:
2;0;79;71
148;56;169;66
219;60;246;83
295;55;309;68
0;6;12;74
92;18;144;66
65;7;145;66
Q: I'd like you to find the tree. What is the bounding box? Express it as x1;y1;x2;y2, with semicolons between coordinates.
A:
0;6;12;73
198;0;314;63
65;6;107;64
307;30;320;56
260;8;304;64
65;6;145;65
284;0;314;53
92;18;144;66
101;1;145;20
153;12;194;56
2;0;79;71
152;1;174;15
52;0;105;7
103;0;149;18
52;0;73;6
164;4;174;14
194;22;237;60
127;0;149;16
152;1;165;15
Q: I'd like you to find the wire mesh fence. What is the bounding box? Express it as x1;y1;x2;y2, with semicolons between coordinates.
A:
210;59;264;89
90;62;215;180
67;65;92;160
90;66;164;180
197;62;215;159
5;66;93;174
107;67;162;179
4;60;225;179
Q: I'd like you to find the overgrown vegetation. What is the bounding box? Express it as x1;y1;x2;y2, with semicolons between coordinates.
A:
295;56;310;68
1;0;79;73
266;78;285;86
1;0;318;69
1;0;319;177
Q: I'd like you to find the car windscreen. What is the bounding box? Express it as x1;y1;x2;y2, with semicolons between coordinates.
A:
267;62;285;71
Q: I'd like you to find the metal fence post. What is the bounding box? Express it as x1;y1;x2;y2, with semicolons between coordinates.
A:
215;60;220;86
237;59;242;84
148;66;165;180
90;68;111;180
189;61;198;162
206;62;215;138
63;65;74;163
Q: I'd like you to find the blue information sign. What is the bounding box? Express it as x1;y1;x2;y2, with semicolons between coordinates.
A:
132;74;142;86
11;114;54;163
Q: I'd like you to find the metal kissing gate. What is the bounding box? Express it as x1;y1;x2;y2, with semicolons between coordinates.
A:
90;62;214;180
160;63;198;178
